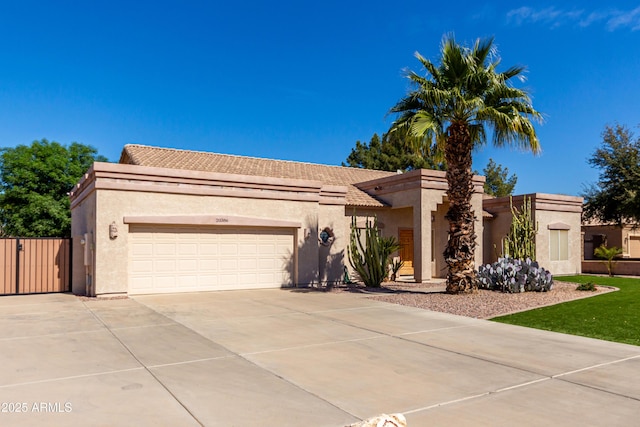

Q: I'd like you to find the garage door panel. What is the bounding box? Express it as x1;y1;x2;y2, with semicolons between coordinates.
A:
129;226;294;294
197;258;218;269
258;244;276;254
219;259;238;271
198;275;219;286
257;259;270;269
156;276;177;288
217;272;238;285
238;273;257;284
177;259;198;272
178;243;198;255
131;259;153;273
176;275;198;286
200;243;218;256
220;232;239;240
155;260;177;273
258;272;275;283
176;230;198;238
239;244;257;255
155;243;177;256
132;243;153;257
240;258;258;269
219;243;238;255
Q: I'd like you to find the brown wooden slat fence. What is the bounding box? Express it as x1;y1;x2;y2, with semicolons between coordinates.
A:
1;238;71;295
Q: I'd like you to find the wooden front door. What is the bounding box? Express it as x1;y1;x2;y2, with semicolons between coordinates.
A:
398;229;414;276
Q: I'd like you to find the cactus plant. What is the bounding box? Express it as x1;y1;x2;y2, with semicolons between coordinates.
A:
348;216;401;288
503;196;537;260
477;256;553;293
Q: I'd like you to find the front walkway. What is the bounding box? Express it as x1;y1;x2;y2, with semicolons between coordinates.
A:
0;290;639;426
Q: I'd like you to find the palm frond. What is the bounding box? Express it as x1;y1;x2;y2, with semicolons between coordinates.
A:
389;34;542;154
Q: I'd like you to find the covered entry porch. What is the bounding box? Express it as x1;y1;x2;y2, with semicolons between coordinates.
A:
352;169;485;282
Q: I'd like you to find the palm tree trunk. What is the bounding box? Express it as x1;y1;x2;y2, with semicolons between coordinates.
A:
443;121;477;294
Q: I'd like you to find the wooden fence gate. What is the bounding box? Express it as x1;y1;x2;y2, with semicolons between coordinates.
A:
1;238;71;295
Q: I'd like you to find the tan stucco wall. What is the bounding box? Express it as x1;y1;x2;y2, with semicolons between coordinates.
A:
471;192;485;274
317;204;349;284
483;194;583;275
535;209;582;275
70;192;96;295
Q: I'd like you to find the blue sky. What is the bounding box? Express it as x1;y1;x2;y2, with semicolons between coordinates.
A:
1;1;639;197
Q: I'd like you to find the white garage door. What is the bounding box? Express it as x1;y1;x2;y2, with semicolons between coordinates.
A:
128;225;294;294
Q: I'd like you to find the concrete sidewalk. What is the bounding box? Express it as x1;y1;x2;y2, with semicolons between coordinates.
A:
0;289;639;426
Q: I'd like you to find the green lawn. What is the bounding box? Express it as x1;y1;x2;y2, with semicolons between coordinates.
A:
491;275;640;346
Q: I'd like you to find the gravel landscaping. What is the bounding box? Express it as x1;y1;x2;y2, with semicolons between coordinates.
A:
333;281;615;319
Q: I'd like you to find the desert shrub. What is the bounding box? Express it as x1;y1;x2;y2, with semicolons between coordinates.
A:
477;256;553;293
576;282;598;291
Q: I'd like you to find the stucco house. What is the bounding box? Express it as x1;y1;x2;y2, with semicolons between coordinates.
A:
581;220;640;276
582;221;640;260
70;145;582;296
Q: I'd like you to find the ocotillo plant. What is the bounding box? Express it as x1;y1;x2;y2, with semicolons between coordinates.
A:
348;216;400;287
503;195;537;260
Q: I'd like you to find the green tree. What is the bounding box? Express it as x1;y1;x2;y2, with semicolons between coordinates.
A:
343;133;386;170
343;128;446;172
483;158;517;197
0;139;107;237
389;35;542;294
583;124;640;225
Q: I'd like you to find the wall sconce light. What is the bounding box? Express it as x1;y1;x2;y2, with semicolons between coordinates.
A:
319;227;335;246
109;222;118;240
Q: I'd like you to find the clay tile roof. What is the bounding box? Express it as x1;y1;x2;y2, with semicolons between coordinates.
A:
119;144;395;207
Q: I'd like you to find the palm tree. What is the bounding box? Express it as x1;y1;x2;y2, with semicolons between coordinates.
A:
390;35;542;294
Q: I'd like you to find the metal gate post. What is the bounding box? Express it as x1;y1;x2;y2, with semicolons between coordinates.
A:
15;238;21;294
68;238;73;292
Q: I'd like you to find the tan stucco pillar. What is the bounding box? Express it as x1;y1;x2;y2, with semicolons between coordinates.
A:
471;192;484;269
412;207;432;282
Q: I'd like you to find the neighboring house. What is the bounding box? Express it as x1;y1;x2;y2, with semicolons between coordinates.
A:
582;221;640;260
70;145;583;296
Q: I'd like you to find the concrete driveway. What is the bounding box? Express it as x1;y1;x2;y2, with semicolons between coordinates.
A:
1;289;639;426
